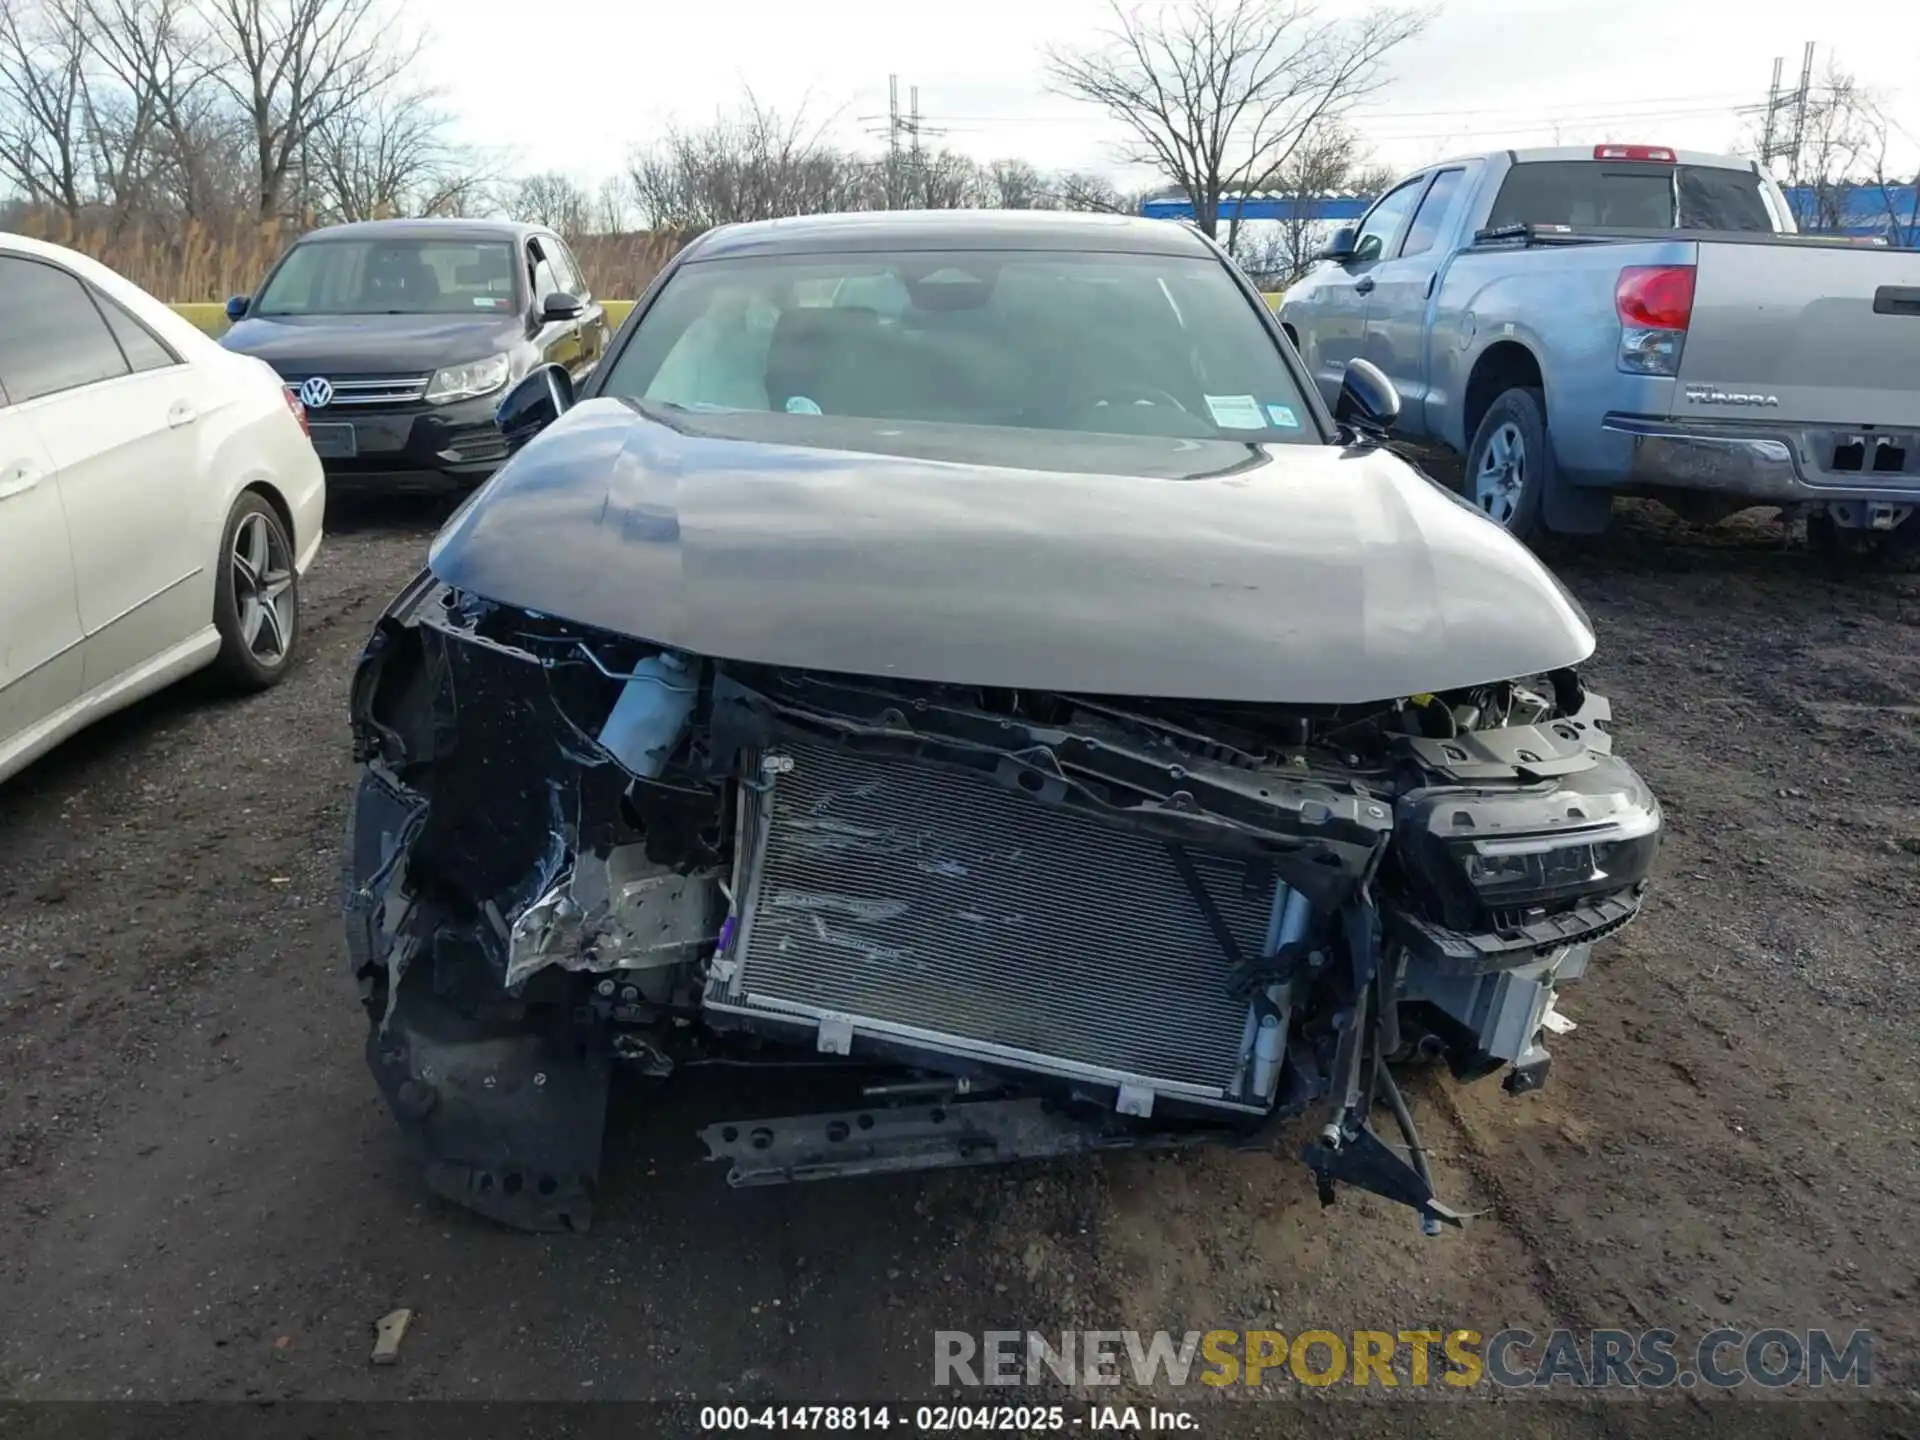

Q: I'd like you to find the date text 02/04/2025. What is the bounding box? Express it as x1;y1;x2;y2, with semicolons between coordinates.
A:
697;1405;1198;1432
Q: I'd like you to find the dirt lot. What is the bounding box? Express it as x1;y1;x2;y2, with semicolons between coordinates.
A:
2;482;1917;1429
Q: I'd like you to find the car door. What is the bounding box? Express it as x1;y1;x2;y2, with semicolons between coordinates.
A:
527;236;587;383
1358;166;1472;437
547;236;609;375
1307;175;1428;406
0;255;207;694
0;385;83;760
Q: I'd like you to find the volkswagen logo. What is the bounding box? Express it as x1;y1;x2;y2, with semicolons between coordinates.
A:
298;376;334;409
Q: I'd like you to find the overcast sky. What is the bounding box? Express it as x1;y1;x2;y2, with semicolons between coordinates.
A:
415;0;1920;192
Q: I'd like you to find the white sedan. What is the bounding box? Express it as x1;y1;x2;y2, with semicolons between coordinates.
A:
0;233;325;786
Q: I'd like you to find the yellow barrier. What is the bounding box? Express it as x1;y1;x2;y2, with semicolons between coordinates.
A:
173;302;232;335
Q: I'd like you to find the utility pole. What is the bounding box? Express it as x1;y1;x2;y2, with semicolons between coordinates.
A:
1754;40;1816;218
1759;56;1785;166
862;74;946;209
890;74;909;208
1785;40;1816;185
909;84;923;205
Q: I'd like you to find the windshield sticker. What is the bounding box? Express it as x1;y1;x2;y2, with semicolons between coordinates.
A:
1204;394;1266;429
785;395;823;415
1266;404;1300;428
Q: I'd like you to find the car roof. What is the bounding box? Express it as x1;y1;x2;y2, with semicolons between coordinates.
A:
0;229;217;356
1414;146;1760;172
292;218;548;245
685;209;1219;259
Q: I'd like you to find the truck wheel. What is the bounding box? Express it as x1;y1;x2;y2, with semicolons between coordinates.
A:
1807;509;1920;575
1465;388;1551;541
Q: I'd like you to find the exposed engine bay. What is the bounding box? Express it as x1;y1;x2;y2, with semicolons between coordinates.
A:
345;573;1661;1234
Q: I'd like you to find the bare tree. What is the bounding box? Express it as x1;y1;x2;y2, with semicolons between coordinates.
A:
987;156;1048;209
910;147;985;209
627;94;866;231
0;0;90;216
197;0;420;220
594;173;631;235
512;168;592;237
1262;117;1352;279
1251;117;1393;281
78;0;189;225
1050;169;1134;213
78;0;254;225
309;84;488;221
0;0;504;292
1860;130;1920;248
1046;0;1431;250
1788;62;1881;233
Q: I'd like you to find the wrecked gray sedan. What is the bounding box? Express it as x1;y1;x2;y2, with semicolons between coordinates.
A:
343;212;1661;1233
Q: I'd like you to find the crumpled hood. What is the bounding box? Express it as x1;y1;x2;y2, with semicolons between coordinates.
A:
428;399;1595;705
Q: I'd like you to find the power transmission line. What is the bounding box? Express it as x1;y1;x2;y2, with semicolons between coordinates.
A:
858;74;950;206
1756;41;1817;178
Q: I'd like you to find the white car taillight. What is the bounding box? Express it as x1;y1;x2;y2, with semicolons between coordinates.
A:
1615;264;1696;377
282;387;310;437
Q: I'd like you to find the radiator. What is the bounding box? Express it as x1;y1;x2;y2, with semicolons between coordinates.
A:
708;740;1276;1106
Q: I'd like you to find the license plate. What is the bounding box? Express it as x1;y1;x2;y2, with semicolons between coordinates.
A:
309;423;357;459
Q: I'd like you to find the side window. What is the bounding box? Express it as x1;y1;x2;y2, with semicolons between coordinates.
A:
0;256;132;402
528;240;562;302
549;238;589;298
93;290;178;373
1352;179;1426;264
1398;168;1467;259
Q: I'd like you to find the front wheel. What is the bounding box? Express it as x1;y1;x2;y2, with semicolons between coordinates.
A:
1465;387;1551;541
210;491;300;691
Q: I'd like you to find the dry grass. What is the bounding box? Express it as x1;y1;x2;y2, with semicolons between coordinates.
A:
10;213;684;304
568;231;683;299
10;214;293;300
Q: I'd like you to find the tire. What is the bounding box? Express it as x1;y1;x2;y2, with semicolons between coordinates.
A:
1807;508;1920;576
210;491;300;691
1464;387;1551;542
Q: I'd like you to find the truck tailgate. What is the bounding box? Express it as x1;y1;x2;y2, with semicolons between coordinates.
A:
1674;239;1920;427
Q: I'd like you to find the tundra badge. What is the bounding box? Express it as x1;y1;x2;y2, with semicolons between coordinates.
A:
1684;386;1780;407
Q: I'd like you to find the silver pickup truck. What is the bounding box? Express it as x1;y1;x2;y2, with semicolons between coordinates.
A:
1276;145;1920;557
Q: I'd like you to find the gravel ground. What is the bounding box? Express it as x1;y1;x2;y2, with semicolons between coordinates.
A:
1;480;1917;1429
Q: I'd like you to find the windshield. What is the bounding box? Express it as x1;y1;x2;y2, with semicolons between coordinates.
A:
254;239;520;317
1486;161;1776;232
597;249;1318;445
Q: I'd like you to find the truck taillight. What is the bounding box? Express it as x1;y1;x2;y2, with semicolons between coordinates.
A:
1616;266;1695;329
1594;144;1676;163
1615;264;1695;377
282;387;310;437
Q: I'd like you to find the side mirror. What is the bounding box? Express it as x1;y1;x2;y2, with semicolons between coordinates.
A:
225;295;250;321
1315;226;1358;263
541;291;585;323
1334;358;1400;440
495;363;575;453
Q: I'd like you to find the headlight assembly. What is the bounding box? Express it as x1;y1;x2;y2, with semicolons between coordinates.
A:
425;352;512;405
1394;753;1663;930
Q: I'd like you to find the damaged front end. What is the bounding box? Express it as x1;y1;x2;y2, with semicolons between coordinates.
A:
345;576;1660;1233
